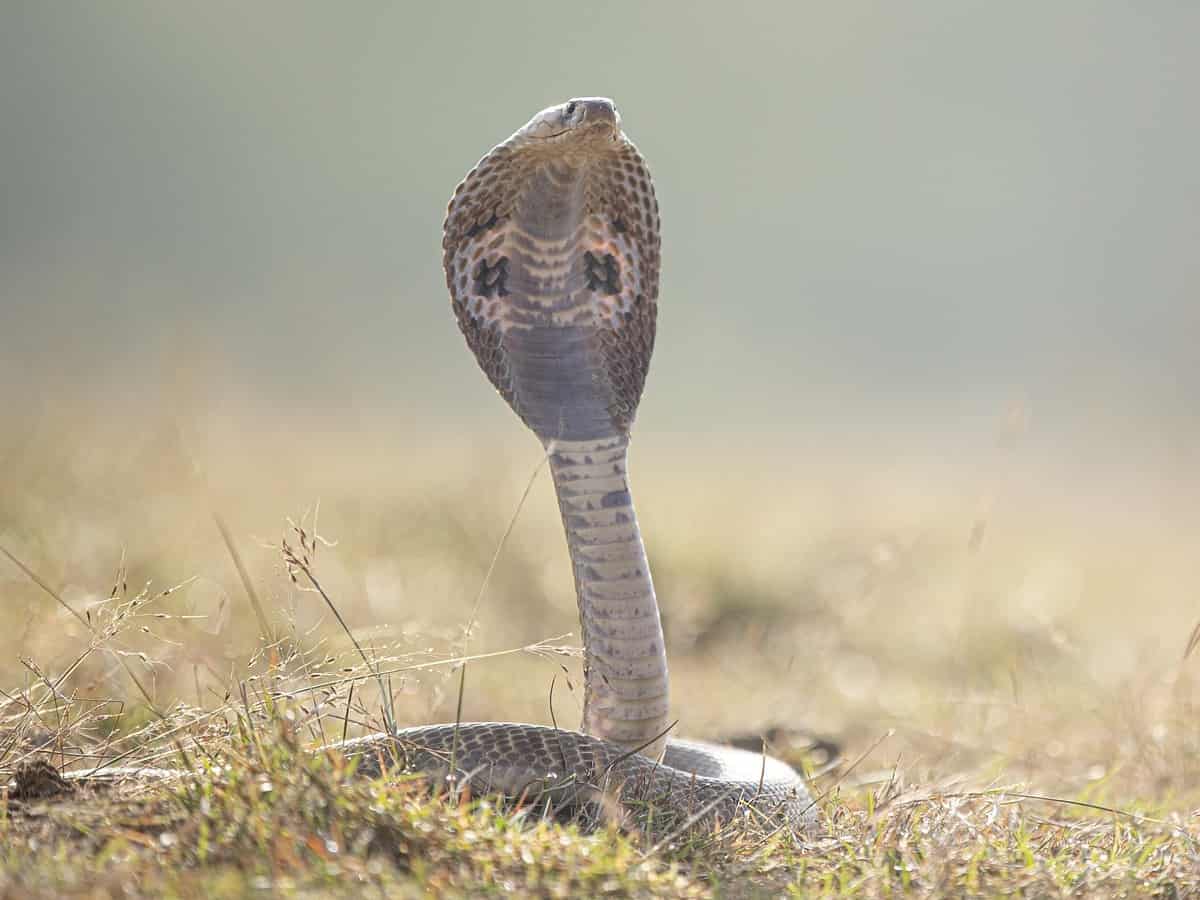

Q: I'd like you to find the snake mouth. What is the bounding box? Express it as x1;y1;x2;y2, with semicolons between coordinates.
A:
533;125;619;144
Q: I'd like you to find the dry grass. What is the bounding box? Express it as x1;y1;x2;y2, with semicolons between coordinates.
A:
3;408;1200;896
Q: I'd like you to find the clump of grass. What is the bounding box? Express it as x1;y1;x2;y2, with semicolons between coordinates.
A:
2;704;702;898
6;701;1199;898
0;534;716;897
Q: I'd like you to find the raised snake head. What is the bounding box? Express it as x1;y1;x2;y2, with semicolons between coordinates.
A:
512;97;623;153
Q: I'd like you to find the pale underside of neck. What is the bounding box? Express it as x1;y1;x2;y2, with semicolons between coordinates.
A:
547;435;670;759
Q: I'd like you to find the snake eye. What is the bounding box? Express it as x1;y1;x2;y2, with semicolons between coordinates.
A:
564;101;578;118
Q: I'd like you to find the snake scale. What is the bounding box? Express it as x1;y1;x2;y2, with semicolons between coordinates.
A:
59;98;815;832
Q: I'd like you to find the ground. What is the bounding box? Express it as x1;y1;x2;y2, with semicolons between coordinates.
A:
2;413;1198;897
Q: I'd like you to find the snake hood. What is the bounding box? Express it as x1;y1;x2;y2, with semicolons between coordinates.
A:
442;96;660;441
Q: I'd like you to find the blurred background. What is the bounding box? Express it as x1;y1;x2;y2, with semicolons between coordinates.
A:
2;2;1199;794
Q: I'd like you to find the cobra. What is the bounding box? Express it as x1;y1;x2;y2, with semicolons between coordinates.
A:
412;97;815;829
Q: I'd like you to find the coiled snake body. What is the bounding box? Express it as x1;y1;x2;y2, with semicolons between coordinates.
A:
68;99;814;831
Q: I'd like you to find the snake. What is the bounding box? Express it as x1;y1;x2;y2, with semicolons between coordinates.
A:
48;98;814;832
347;97;815;830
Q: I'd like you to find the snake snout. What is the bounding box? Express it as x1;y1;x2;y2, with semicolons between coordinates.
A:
566;97;620;134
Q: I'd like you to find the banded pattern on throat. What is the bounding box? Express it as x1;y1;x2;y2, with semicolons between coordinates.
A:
548;436;669;757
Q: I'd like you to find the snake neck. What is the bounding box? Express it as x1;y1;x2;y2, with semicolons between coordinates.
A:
548;435;670;760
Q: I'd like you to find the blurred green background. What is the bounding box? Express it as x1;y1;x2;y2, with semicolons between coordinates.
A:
3;2;1196;448
2;3;1200;785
